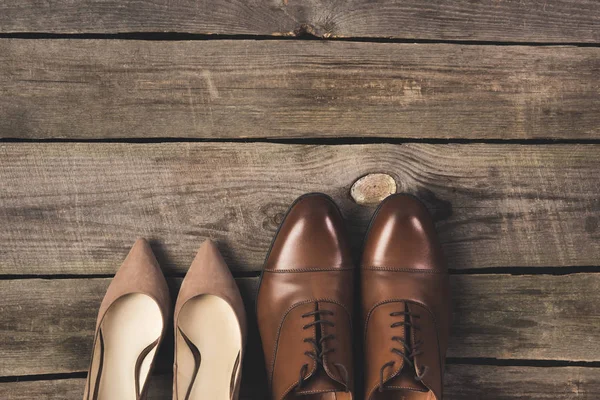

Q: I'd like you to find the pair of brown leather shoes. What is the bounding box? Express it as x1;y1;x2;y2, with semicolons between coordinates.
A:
83;239;246;400
257;193;451;400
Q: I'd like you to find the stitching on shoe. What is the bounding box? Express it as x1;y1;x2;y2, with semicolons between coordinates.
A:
264;267;355;273
385;385;428;392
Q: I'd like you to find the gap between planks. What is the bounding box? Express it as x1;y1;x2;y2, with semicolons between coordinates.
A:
2;32;600;48
4;265;600;280
3;137;600;145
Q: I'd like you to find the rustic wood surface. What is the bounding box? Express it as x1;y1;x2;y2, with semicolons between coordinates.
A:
443;365;600;399
2;274;599;379
2;1;600;397
3;365;599;400
1;0;599;43
1;142;599;275
2;40;599;140
0;374;261;400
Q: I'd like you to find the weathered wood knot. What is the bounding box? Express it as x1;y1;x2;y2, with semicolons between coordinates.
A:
350;173;397;205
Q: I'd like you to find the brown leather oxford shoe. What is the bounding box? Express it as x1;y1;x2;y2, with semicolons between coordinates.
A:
361;194;451;400
257;193;355;400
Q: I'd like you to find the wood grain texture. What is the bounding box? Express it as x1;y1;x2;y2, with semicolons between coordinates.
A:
443;365;600;399
0;375;258;399
450;274;600;362
0;0;598;43
1;275;600;378
2;365;599;399
1;143;599;274
2;40;599;140
0;376;176;400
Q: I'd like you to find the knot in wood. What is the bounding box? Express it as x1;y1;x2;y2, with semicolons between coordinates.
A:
350;173;397;205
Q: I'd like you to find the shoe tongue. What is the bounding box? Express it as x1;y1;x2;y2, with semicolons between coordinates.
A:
384;365;428;393
295;368;345;396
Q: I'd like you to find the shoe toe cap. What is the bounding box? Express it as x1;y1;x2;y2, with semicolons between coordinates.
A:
265;193;352;270
362;194;446;272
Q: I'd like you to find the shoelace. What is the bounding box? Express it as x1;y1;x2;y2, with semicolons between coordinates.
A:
378;311;427;392
296;308;349;392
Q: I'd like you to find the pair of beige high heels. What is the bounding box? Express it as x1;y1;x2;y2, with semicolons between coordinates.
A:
83;239;247;400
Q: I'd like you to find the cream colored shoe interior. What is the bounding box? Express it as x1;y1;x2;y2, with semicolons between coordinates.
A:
91;293;163;400
176;294;242;400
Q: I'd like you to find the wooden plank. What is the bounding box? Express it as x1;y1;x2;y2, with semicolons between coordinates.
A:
0;376;176;400
449;274;600;362
444;365;600;399
2;365;600;399
2;40;599;140
0;375;256;399
0;1;599;43
1;143;599;275
1;275;600;378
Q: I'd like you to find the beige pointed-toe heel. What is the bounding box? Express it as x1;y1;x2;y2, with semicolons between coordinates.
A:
83;238;171;400
173;240;247;400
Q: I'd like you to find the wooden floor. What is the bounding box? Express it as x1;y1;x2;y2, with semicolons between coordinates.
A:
1;1;599;399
